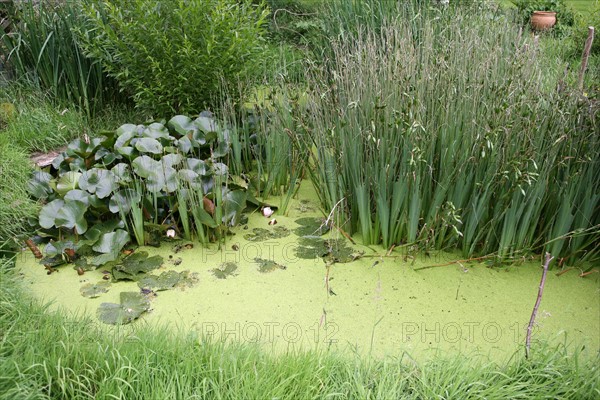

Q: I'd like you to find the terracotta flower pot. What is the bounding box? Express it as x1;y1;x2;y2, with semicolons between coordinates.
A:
530;11;557;31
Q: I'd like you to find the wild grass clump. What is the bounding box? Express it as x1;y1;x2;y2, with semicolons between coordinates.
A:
285;3;599;264
1;261;598;399
0;138;38;249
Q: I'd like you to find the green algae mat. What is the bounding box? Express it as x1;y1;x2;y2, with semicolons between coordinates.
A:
15;185;600;363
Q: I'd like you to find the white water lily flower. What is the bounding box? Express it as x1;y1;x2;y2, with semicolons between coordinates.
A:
166;229;176;238
262;207;274;217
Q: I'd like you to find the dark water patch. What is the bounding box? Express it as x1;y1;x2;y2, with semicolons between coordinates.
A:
172;242;194;253
243;226;290;242
254;258;286;273
293;217;329;236
80;281;111;298
211;262;238;279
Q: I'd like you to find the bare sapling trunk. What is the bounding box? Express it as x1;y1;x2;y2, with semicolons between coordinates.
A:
525;252;554;359
578;27;595;91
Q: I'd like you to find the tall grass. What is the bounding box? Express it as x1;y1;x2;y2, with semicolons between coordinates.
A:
0;1;121;118
0;138;38;252
1;260;598;399
285;2;599;263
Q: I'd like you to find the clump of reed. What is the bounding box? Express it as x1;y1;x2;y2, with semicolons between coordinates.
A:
0;1;121;118
286;3;599;263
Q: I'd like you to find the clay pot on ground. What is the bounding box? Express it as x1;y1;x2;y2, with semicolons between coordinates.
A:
530;11;557;31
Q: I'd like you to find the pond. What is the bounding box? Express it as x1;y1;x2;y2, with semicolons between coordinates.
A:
15;183;600;363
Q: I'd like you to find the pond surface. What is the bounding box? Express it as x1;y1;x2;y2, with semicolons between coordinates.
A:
15;184;600;362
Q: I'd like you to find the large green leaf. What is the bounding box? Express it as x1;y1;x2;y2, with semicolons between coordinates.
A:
109;189;141;213
79;168;117;199
28;171;53;199
55;200;88;234
114;124;139;149
135;137;163;154
39;199;65;229
111;163;133;184
56;172;82;196
222;188;247;226
143;122;171;139
186;158;208;175
131;155;159;178
64;190;91;206
167;115;196;136
91;229;130;266
85;220;125;241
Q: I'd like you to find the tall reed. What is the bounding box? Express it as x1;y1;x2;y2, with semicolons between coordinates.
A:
0;1;120;118
286;3;599;263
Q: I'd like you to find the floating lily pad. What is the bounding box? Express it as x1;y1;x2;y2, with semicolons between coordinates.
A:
293;217;329;237
295;236;329;259
323;239;363;264
211;262;238;279
243;226;290;242
295;199;315;213
80;281;111;298
138;270;182;291
254;258;286;273
112;251;163;281
295;237;362;264
97;292;150;325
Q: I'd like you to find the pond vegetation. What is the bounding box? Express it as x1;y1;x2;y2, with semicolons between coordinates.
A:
1;0;599;397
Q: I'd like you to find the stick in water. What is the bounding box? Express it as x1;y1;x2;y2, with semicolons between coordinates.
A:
525;252;554;359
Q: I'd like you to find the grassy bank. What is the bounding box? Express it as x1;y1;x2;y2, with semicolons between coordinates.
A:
1;259;598;399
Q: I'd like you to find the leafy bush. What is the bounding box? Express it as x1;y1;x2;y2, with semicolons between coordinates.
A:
0;1;121;118
78;0;269;118
27;112;247;269
512;0;577;35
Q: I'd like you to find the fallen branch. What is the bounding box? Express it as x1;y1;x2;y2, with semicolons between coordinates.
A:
413;254;496;271
525;252;554;359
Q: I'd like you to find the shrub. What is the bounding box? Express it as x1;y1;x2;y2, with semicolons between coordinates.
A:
78;0;269;118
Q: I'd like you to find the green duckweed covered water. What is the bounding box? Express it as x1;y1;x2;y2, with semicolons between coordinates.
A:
15;184;600;362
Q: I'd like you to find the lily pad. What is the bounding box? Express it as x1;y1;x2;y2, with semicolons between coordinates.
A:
293;217;329;237
295;237;361;263
112;251;163;281
243;226;290;242
137;270;182;291
254;258;286;273
211;262;238;279
80;281;111;298
97;292;150;325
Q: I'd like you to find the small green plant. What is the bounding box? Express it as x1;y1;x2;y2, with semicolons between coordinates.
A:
27;112;248;269
77;0;269;117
